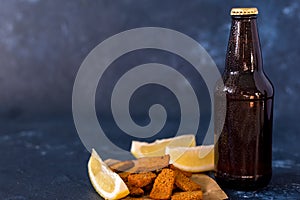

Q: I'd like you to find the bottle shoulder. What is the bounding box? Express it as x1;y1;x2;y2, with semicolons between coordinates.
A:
219;71;274;100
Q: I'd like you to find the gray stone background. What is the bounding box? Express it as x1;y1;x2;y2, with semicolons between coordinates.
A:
0;0;299;150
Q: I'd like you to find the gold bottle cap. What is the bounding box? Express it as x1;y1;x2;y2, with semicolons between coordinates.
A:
230;7;258;16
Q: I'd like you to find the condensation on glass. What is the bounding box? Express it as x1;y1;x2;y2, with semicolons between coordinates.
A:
214;7;274;190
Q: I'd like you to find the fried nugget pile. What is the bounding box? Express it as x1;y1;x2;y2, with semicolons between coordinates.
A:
108;155;203;200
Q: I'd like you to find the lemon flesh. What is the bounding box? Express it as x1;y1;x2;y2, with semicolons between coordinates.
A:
166;145;214;173
88;149;129;199
130;134;196;158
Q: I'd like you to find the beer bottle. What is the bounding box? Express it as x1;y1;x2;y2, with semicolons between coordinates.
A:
214;7;274;190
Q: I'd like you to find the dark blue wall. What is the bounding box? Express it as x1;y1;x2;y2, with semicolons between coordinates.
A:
0;0;299;149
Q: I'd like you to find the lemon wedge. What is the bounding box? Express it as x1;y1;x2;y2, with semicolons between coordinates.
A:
166;145;214;172
130;134;196;158
88;149;129;200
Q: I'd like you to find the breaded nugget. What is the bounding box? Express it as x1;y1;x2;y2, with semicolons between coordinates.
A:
121;197;151;200
170;164;193;177
171;191;203;200
143;183;153;192
150;168;175;199
175;170;201;191
128;172;156;188
127;184;144;196
118;171;131;182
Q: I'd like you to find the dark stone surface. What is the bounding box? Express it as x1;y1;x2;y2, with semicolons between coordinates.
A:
0;120;299;200
0;0;299;199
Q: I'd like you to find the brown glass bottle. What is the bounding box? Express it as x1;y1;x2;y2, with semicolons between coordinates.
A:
214;8;274;190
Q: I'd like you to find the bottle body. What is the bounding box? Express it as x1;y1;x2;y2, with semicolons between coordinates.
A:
214;8;274;190
215;84;273;190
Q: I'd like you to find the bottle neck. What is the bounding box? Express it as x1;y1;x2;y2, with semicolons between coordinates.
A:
225;15;262;73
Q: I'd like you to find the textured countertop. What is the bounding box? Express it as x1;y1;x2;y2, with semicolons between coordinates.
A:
0;120;299;200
